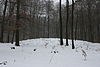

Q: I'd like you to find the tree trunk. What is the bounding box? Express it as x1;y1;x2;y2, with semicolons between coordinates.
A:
15;0;20;46
71;0;75;49
65;0;69;46
59;0;63;45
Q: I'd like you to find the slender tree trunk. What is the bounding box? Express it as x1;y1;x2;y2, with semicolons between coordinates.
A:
96;3;100;42
11;31;15;44
15;0;20;46
59;0;63;45
7;24;10;43
65;0;69;46
0;0;8;42
71;0;75;49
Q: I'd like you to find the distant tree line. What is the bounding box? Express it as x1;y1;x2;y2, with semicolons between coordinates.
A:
0;0;100;46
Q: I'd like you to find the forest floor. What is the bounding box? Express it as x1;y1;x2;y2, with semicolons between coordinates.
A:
0;38;100;67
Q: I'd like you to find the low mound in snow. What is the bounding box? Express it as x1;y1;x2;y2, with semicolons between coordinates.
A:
0;38;100;67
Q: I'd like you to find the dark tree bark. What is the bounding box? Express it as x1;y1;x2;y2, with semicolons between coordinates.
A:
96;2;100;42
65;0;69;46
0;0;8;43
71;0;75;49
59;0;63;45
15;0;20;46
11;31;15;44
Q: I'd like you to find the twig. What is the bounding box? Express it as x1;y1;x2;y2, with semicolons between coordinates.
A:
49;54;55;64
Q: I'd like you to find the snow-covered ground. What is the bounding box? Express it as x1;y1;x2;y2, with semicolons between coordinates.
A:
0;38;100;67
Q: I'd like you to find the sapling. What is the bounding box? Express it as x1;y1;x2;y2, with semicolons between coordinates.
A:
44;42;48;48
49;50;58;63
81;49;87;61
49;53;55;64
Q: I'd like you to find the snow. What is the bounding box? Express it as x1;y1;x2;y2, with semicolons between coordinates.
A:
0;38;100;67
